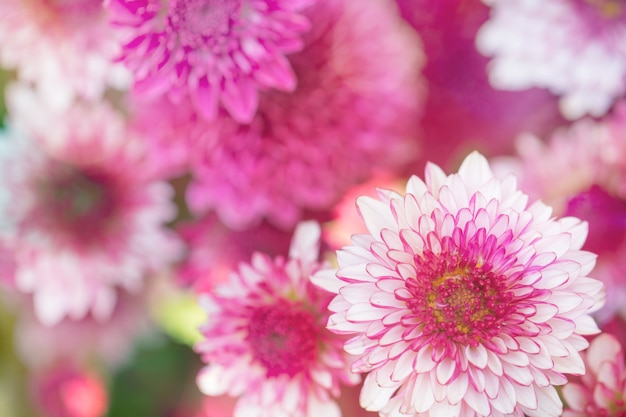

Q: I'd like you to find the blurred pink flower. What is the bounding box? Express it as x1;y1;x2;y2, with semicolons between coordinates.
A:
0;88;183;325
0;0;129;110
492;105;626;323
31;363;108;417
312;152;604;417
477;0;626;120
561;333;626;417
12;289;152;370
195;221;359;417
107;0;315;123
176;214;293;293
186;0;426;230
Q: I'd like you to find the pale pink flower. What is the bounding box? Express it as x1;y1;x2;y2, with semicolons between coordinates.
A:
0;0;129;111
492;106;626;323
186;0;426;230
561;333;626;417
12;289;152;370
195;221;359;417
107;0;315;123
312;151;604;417
477;0;626;120
0;88;183;326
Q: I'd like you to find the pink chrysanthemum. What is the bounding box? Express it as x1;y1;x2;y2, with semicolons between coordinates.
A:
185;0;425;230
561;333;626;416
107;0;315;123
0;87;183;326
477;0;626;120
0;0;129;110
194;221;359;417
492;105;626;323
312;151;605;417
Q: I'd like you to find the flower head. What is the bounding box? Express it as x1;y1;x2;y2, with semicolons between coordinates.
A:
0;0;129;110
195;221;359;417
185;0;426;230
108;0;315;122
477;0;626;119
561;333;626;417
312;152;604;417
0;87;183;325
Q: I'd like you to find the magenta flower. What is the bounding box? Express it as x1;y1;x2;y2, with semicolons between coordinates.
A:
185;0;426;230
0;88;183;325
477;0;626;120
312;152;604;417
194;221;359;417
107;0;315;123
562;333;626;417
0;0;129;110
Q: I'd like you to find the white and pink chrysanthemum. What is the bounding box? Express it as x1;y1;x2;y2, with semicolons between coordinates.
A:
0;88;183;326
476;0;626;120
107;0;315;123
194;221;359;417
312;151;605;417
185;0;425;230
0;0;129;111
492;105;626;323
561;333;626;416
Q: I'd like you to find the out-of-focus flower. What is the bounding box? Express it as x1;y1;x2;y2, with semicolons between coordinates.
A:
0;86;183;326
186;0;426;230
107;0;315;123
313;151;604;417
176;214;293;293
31;363;108;417
195;221;359;417
0;0;129;110
12;289;152;370
477;0;626;120
492;105;626;323
561;333;626;417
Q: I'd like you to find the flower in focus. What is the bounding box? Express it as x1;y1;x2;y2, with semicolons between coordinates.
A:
0;0;129;110
561;333;626;416
195;221;359;417
312;151;604;417
185;0;426;230
477;0;626;120
491;105;626;323
0;87;183;325
107;0;315;123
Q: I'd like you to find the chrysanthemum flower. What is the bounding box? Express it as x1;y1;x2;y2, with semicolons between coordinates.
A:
107;0;315;123
561;333;626;416
195;221;359;417
477;0;626;120
312;151;604;417
185;0;425;230
492;106;626;323
0;87;183;326
0;0;129;110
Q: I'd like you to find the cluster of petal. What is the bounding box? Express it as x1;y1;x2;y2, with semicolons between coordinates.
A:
477;0;626;120
0;88;183;325
491;105;626;322
195;221;359;417
312;152;604;417
562;333;626;416
0;0;129;110
185;0;426;230
107;0;315;123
